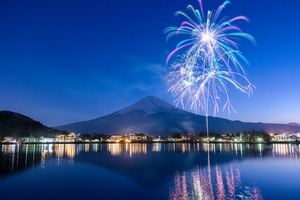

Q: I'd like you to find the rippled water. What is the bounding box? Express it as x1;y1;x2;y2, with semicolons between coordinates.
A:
1;143;300;200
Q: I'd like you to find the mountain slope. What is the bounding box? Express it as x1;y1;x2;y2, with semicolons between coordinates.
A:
0;110;61;139
54;96;300;135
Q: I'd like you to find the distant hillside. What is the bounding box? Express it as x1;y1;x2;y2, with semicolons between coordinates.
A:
288;123;300;127
0;111;61;140
55;96;300;135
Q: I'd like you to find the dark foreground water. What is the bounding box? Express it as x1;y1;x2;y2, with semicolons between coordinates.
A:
1;143;300;200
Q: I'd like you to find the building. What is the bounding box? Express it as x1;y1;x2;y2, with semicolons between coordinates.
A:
40;136;54;142
153;136;161;142
3;137;15;142
66;133;77;142
55;135;66;142
181;134;188;141
110;134;123;142
54;133;79;142
272;134;298;142
130;133;147;141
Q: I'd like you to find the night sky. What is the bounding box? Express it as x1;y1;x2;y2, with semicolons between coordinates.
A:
1;0;300;127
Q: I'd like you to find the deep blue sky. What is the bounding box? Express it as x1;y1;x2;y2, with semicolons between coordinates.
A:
1;0;300;126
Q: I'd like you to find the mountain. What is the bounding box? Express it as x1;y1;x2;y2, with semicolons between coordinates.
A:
0;110;61;140
54;96;300;135
113;95;186;116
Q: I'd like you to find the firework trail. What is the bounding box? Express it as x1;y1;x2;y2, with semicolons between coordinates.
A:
165;0;255;139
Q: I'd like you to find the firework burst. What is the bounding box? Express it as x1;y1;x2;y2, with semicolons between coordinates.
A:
165;0;255;139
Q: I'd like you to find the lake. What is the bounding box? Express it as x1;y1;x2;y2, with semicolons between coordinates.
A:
0;143;300;200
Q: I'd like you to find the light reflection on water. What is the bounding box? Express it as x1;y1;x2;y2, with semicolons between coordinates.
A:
168;145;264;200
1;143;300;199
169;164;263;200
1;143;300;172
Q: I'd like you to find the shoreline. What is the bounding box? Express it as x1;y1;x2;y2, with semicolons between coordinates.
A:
1;141;300;145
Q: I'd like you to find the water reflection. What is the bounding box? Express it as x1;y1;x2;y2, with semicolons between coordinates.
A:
1;143;300;199
169;164;263;200
1;143;300;175
105;143;148;156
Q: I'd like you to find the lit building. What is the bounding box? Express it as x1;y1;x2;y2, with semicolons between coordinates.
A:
181;134;188;141
55;135;66;142
54;132;79;142
40;136;54;142
129;133;147;141
272;133;298;142
110;134;123;142
3;137;15;142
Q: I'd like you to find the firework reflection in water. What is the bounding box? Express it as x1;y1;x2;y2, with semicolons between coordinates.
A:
169;164;263;200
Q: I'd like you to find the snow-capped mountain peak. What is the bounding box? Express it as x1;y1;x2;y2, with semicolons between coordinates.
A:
55;96;300;135
114;96;186;116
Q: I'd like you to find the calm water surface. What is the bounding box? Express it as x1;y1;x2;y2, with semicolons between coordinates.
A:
1;143;300;200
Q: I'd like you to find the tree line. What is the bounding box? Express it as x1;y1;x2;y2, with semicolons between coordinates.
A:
0;111;65;140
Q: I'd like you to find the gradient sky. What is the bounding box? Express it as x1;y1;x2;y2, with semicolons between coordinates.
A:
1;0;300;127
